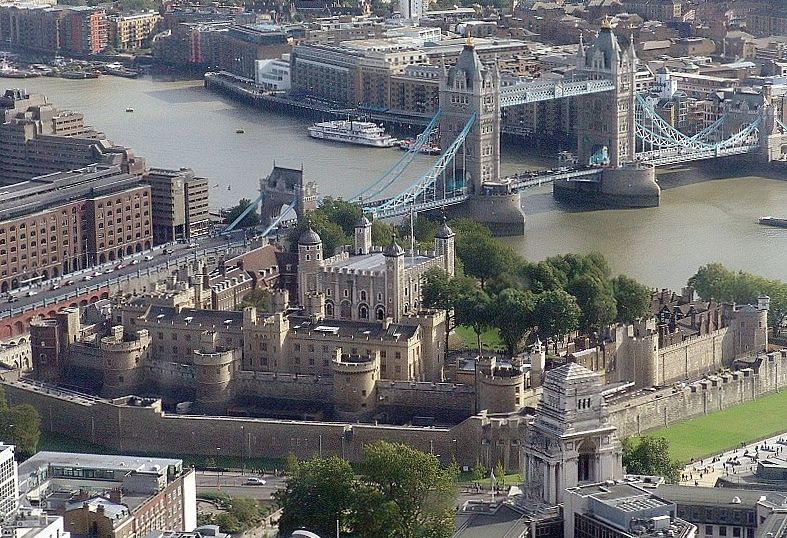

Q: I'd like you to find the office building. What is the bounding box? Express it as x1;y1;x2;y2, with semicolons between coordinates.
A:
144;168;209;244
18;452;196;538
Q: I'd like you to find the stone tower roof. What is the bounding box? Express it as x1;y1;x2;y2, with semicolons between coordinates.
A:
298;226;321;246
383;235;404;257
355;215;371;227
435;218;454;239
448;42;487;91
545;362;598;385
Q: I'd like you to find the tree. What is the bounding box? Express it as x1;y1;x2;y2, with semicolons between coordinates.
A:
316;197;363;236
0;404;41;457
288;218;347;257
622;436;682;483
455;287;492;355
224;198;260;229
471;459;486;481
275;457;356;538
491;288;535;356
535;289;581;354
456;235;516;290
422;268;456;357
356;441;456;538
612;275;652;323
371;220;394;246
567;274;617;332
238;288;269;311
689;264;787;335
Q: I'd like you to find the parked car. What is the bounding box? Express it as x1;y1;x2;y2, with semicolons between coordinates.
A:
244;477;266;486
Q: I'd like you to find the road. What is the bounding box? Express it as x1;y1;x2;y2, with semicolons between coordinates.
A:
196;470;286;500
0;230;249;320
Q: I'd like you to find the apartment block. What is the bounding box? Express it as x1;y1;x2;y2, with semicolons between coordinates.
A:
144;167;210;244
108;11;161;50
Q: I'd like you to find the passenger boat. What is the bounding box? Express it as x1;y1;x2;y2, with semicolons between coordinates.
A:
103;63;140;78
758;216;787;228
308;119;398;147
398;137;441;154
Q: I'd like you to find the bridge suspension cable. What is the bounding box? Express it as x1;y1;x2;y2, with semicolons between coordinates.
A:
366;113;476;218
349;110;442;203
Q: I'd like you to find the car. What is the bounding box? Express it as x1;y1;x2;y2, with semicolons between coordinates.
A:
115;264;125;270
66;280;75;286
7;296;18;303
144;255;153;261
26;290;37;297
93;271;102;277
131;259;139;265
188;243;198;249
244;477;266;486
51;283;60;291
82;275;92;281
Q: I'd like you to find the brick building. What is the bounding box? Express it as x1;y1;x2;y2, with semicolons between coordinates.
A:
108;11;161;50
0;164;151;293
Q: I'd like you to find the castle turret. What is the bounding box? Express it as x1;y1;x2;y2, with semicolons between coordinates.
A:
332;349;380;421
354;215;372;255
99;326;150;398
384;235;405;322
478;358;525;414
193;330;239;414
434;217;455;276
297;226;322;306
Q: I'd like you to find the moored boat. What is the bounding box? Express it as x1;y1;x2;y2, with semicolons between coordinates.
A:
308;119;398;147
758;216;787;228
398;137;441;155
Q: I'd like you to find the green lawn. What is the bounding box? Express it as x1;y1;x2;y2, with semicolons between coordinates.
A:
644;389;787;462
453;325;505;352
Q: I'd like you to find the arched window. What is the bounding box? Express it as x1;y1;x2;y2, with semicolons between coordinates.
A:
326;302;334;317
340;301;352;320
359;305;369;320
375;306;385;321
360;290;367;302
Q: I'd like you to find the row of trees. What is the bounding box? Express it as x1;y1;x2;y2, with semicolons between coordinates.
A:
622;436;683;484
424;220;652;356
275;441;456;538
689;263;787;335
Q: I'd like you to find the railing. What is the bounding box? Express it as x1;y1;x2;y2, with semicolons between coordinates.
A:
499;78;615;108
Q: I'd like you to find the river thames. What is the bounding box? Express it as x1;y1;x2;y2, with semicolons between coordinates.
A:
14;74;787;289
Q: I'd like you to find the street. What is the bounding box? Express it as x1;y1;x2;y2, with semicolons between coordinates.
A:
0;230;248;320
196;470;287;501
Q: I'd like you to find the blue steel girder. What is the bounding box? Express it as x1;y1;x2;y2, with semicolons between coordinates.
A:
364;113;476;218
499;78;615;108
350;110;442;202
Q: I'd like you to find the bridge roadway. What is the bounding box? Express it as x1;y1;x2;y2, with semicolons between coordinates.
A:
636;144;761;166
0;231;249;322
363;167;602;220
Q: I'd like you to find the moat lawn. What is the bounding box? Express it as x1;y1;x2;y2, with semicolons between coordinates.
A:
453;325;505;352
645;389;787;463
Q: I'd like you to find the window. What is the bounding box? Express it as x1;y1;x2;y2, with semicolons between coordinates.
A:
706;527;713;536
720;527;727;537
733;529;741;538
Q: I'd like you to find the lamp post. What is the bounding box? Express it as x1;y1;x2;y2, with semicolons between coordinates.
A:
216;447;221;489
240;425;245;475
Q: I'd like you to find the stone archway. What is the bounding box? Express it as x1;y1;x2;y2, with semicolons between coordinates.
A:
340;300;352;320
577;438;598;483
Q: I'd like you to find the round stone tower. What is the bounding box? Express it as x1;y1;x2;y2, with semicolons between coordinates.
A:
99;326;151;398
193;330;238;414
478;358;525;414
332;350;380;421
297;226;322;306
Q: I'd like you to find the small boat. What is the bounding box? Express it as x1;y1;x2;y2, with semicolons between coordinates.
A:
236;129;245;134
758;216;787;228
308;119;398;147
125;107;134;113
103;63;140;78
398;137;441;155
61;70;99;79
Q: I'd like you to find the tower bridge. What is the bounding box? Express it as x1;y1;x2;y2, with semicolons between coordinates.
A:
234;21;787;238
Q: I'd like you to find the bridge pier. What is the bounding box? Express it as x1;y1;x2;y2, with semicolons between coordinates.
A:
442;192;526;237
553;165;660;208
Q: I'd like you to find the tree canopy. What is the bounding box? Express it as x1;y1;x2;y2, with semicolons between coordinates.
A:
275;441;456;538
0;386;41;457
225;198;260;229
622;436;682;483
689;263;787;334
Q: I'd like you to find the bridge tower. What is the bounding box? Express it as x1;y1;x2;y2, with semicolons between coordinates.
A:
439;39;500;193
575;19;638;167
